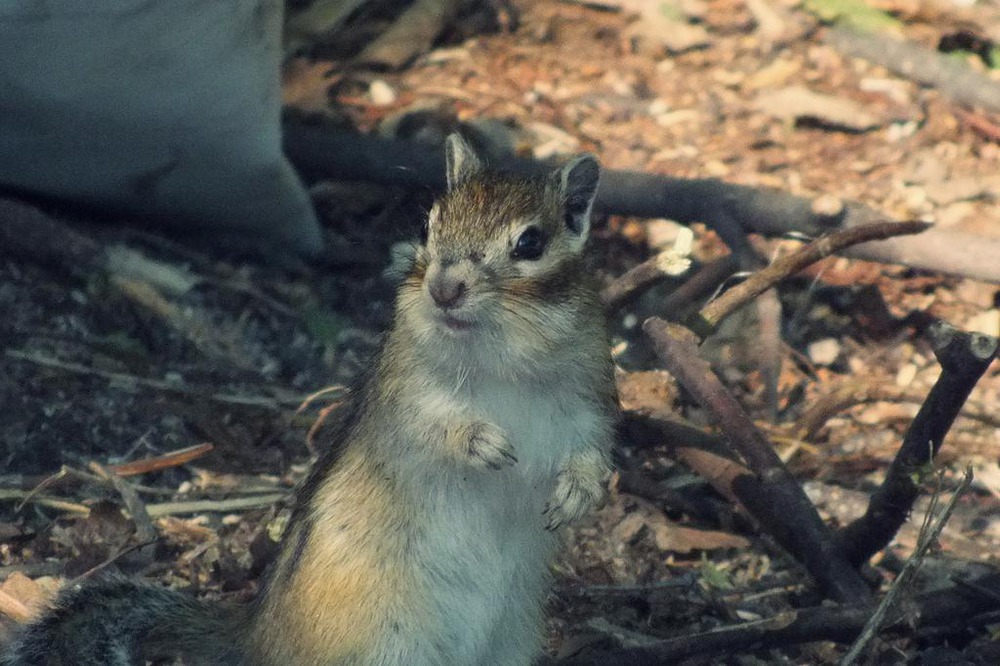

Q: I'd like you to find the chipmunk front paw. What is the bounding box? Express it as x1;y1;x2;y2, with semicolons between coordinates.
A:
463;421;517;470
543;458;609;530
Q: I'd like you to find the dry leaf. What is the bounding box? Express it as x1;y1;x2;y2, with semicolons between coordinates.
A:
755;85;881;131
0;573;61;622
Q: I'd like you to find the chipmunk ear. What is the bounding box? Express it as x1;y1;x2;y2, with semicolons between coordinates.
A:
550;154;600;243
444;133;483;192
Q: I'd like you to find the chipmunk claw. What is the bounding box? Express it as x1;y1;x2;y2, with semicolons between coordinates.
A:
466;422;517;470
542;504;564;532
543;464;607;530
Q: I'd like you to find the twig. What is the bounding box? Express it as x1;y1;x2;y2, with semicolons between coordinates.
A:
107;443;215;477
692;221;930;338
620;411;750;509
795;378;1000;441
2;490;288;518
89;462;157;568
73;538;158;584
601;252;689;312
296;385;349;455
111;276;255;371
143;493;288;518
658;256;742;319
953;107;1000;143
557;576;698;601
602;253;737;314
0;490;90;514
3;467;178;496
840;468;974;665
5;349;303;409
14;467;73;512
641;319;870;603
837;323;998;567
557;568;1000;664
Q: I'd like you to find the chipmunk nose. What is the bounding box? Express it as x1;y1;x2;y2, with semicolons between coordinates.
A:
428;274;466;309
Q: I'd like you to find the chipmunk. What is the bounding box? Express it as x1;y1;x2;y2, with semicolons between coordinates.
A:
3;134;617;666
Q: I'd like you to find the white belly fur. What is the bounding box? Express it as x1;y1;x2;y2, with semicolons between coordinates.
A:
380;376;601;664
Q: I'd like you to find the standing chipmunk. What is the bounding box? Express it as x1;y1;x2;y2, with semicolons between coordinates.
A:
3;134;617;666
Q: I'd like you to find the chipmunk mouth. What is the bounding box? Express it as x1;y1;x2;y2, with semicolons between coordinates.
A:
439;313;476;333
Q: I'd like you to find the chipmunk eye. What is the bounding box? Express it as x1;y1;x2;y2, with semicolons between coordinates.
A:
419;218;429;245
511;227;547;261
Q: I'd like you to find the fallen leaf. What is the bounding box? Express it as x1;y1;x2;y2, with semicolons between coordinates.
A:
755;85;882;131
616;370;680;420
0;573;61;622
648;519;750;553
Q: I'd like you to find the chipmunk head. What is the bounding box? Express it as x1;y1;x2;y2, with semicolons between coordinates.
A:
397;133;601;371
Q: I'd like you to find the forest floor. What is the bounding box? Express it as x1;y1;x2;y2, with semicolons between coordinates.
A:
3;0;1000;663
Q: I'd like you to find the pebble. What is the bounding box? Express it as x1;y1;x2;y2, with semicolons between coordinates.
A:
368;79;397;106
807;338;841;366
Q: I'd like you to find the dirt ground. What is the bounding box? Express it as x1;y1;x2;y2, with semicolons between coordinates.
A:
3;0;1000;663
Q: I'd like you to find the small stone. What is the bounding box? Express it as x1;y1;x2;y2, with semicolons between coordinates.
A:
368;80;397;106
528;122;580;159
965;309;1000;337
744;58;800;91
704;160;729;177
895;363;918;387
647;98;670;115
811;194;844;218
645;219;683;250
807;338;841;366
902;186;928;213
654;108;699;127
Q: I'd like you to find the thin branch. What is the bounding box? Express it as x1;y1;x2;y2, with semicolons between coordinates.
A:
5;349;302;409
795;378;1000;441
694;221;930;337
1;490;288;518
641;319;870;603
143;494;288;518
107;443;215;477
837;323;998;567
73;538;158;584
0;489;90;514
89;462;157;568
840;468;974;665
557;568;1000;664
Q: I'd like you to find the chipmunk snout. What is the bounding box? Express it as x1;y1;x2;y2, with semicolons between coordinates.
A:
428;271;467;309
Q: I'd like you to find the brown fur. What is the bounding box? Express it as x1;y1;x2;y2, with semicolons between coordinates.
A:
3;139;614;666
